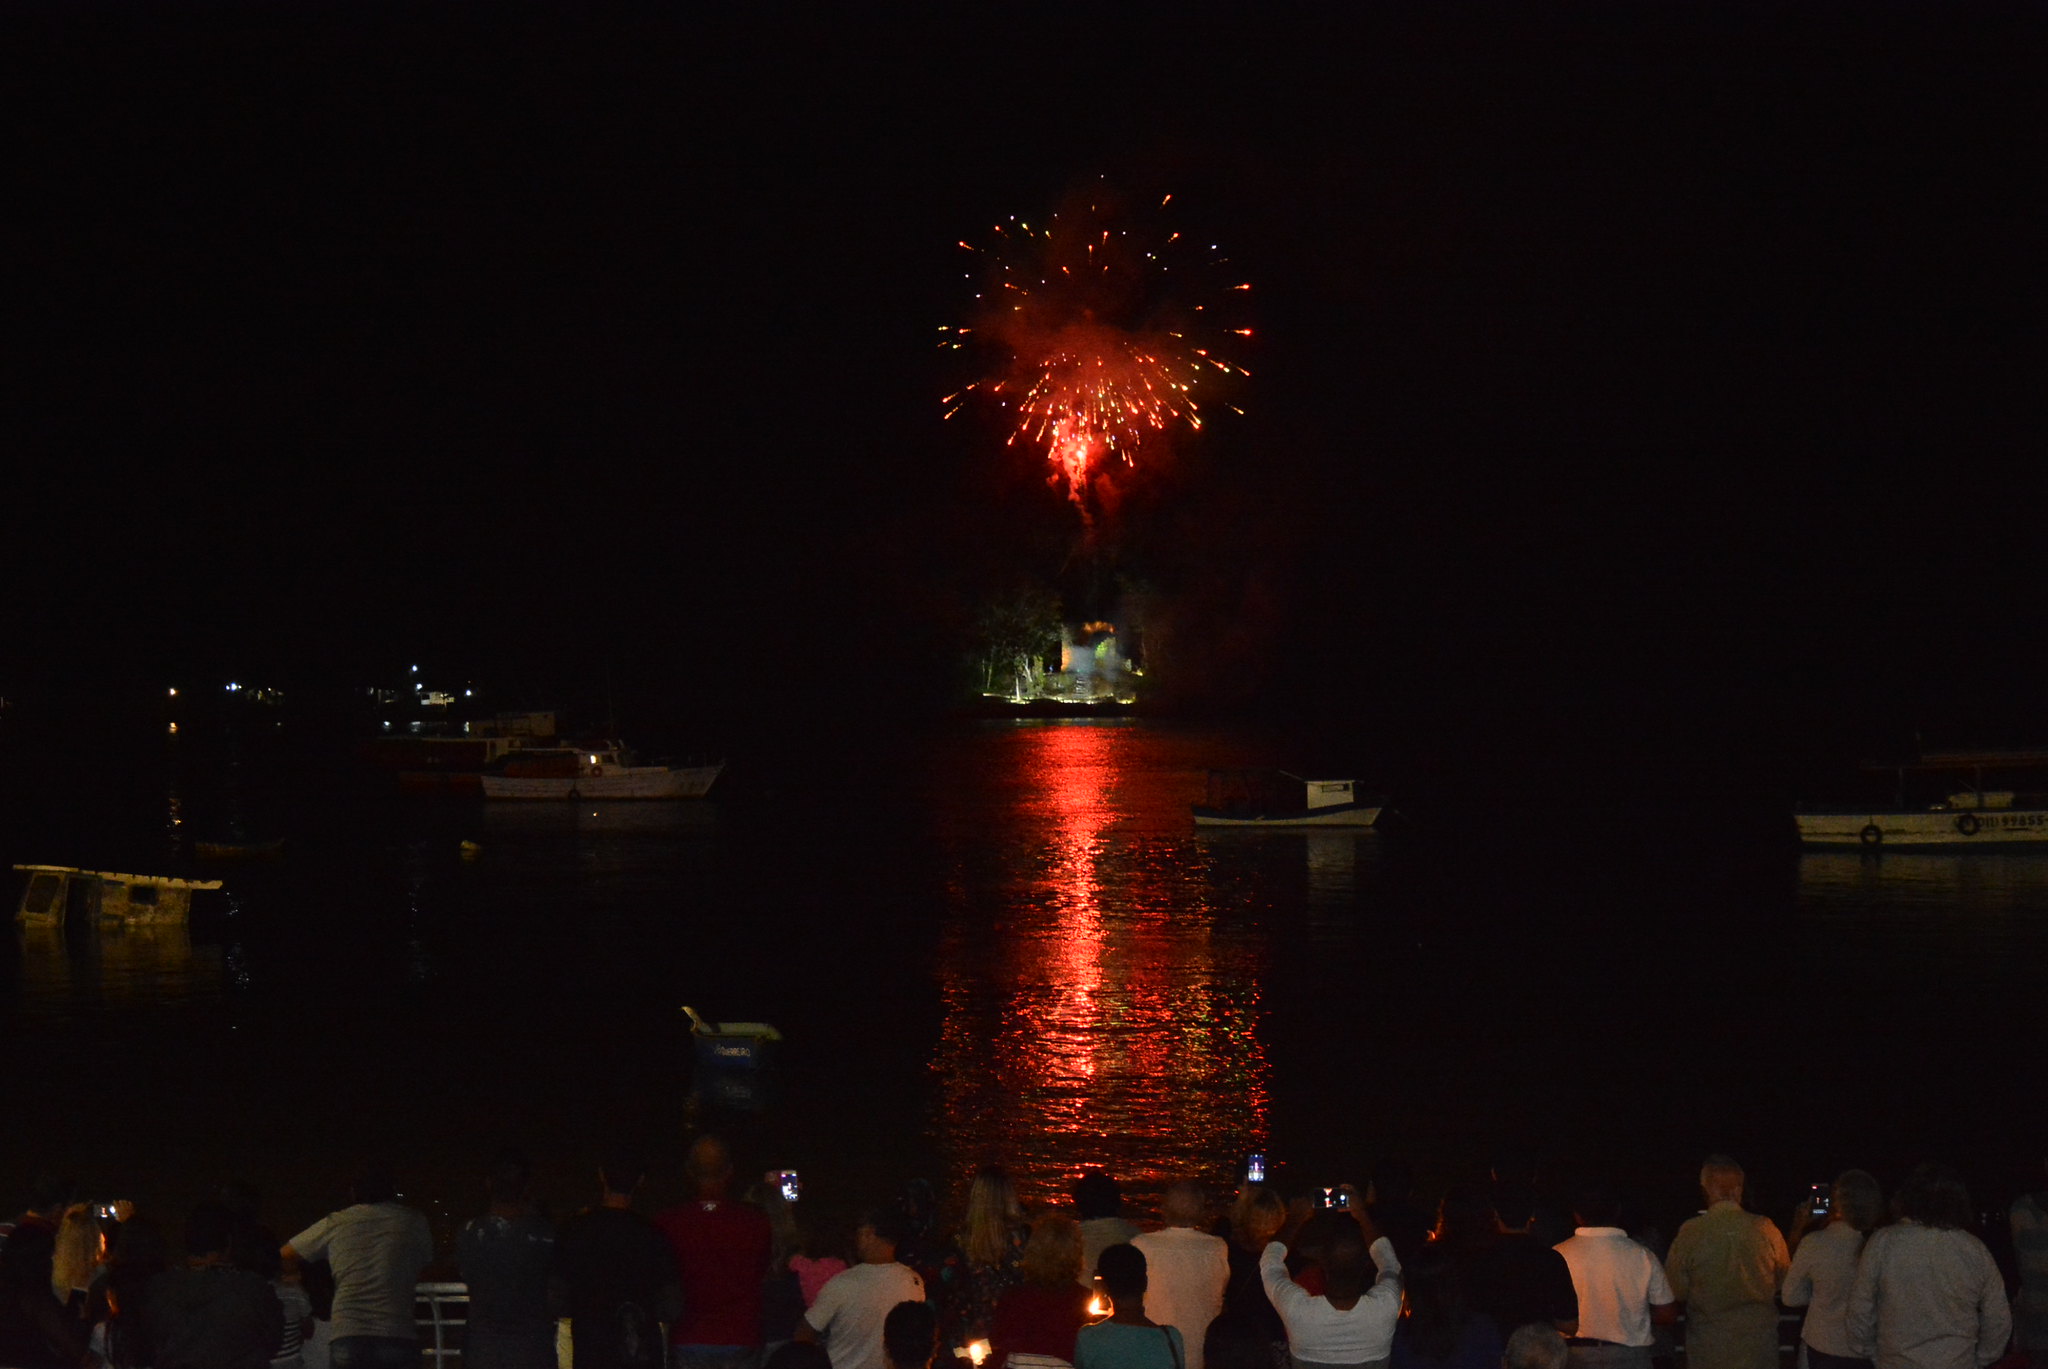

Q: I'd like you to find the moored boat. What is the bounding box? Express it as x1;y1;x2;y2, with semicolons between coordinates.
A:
1797;748;2048;847
481;743;724;800
1193;770;1384;827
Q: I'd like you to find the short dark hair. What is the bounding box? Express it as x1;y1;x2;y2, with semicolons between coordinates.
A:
882;1300;938;1369
185;1202;237;1258
865;1205;911;1251
28;1172;76;1212
1490;1180;1537;1230
1570;1180;1620;1229
1072;1172;1124;1221
487;1149;532;1203
1894;1163;1974;1230
352;1161;398;1205
598;1150;645;1195
1095;1241;1147;1299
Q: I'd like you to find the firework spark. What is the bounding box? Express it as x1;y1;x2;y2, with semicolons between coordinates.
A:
943;188;1249;510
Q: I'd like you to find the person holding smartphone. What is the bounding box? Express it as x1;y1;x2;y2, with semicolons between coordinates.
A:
1782;1172;1884;1369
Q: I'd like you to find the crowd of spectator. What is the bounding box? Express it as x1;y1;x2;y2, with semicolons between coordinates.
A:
0;1146;2039;1369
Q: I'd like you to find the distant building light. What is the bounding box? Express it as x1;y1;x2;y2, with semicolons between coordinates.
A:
226;682;240;692
167;687;178;698
411;664;419;673
167;721;178;735
382;721;391;730
463;689;473;698
414;682;422;691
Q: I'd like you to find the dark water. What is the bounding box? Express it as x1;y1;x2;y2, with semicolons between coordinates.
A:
3;716;2043;1256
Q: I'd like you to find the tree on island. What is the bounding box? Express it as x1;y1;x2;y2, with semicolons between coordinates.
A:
972;581;1062;699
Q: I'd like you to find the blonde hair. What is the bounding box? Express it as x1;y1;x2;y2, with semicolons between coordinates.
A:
1018;1211;1083;1288
51;1206;102;1298
963;1165;1023;1269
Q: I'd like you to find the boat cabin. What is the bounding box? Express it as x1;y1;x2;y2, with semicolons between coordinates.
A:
14;865;222;928
1203;770;1356;814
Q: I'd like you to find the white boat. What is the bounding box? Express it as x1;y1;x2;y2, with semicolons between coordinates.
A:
1797;793;2048;847
14;865;223;927
1192;770;1383;827
1797;748;2048;847
481;744;723;800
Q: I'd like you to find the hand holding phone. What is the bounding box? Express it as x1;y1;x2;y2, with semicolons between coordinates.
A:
777;1171;801;1203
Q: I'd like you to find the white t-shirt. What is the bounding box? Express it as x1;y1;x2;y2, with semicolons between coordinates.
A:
1130;1228;1229;1369
287;1202;435;1341
805;1261;926;1369
1554;1227;1674;1348
1259;1239;1403;1365
1783;1223;1865;1358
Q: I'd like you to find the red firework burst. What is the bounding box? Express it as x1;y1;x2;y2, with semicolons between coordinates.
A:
942;189;1250;509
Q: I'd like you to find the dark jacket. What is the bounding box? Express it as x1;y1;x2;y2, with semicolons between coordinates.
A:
144;1264;285;1369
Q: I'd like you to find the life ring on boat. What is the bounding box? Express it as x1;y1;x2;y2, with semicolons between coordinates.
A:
1956;812;1980;837
1859;824;1883;846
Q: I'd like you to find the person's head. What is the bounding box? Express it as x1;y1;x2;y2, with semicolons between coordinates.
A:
1399;1243;1472;1360
1435;1184;1495;1248
1894;1163;1974;1230
1369;1158;1415;1206
487;1149;533;1206
184;1201;237;1262
883;1299;938;1369
687;1136;735;1198
1230;1184;1287;1247
351;1160;399;1206
860;1206;910;1263
106;1217;168;1275
964;1165;1023;1267
1831;1170;1884;1233
1072;1171;1124;1222
1569;1180;1620;1230
1489;1181;1537;1233
27;1172;76;1219
1160;1180;1209;1229
1503;1324;1570;1369
1319;1216;1372;1302
1019;1211;1084;1288
218;1180;262;1223
598;1149;645;1199
1094;1242;1147;1309
1699;1155;1744;1205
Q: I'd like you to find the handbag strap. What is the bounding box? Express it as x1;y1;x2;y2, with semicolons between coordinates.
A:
1161;1327;1183;1369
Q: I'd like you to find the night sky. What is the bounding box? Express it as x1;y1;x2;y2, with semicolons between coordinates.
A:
8;4;2045;795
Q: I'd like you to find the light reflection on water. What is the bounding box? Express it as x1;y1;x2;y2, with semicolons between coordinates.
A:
929;723;1277;1211
1796;849;2048;965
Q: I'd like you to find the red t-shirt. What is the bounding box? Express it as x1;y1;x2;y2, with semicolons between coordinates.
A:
990;1281;1092;1366
654;1199;773;1346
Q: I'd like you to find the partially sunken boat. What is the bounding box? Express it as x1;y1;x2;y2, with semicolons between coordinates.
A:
14;865;223;927
1192;770;1384;827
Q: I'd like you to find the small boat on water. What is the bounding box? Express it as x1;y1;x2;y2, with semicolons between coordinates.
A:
682;1004;781;1071
1797;748;2048;847
14;865;223;927
481;743;724;800
1192;770;1384;827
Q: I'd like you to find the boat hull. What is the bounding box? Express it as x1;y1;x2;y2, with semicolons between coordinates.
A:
482;763;724;800
481;776;577;800
575;763;723;799
1193;803;1383;828
1796;809;2048;846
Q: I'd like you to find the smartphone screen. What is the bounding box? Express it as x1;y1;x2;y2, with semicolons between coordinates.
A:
1245;1153;1266;1184
1809;1184;1830;1214
778;1171;801;1203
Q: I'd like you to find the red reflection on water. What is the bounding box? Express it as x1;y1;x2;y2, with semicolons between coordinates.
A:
932;723;1271;1212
